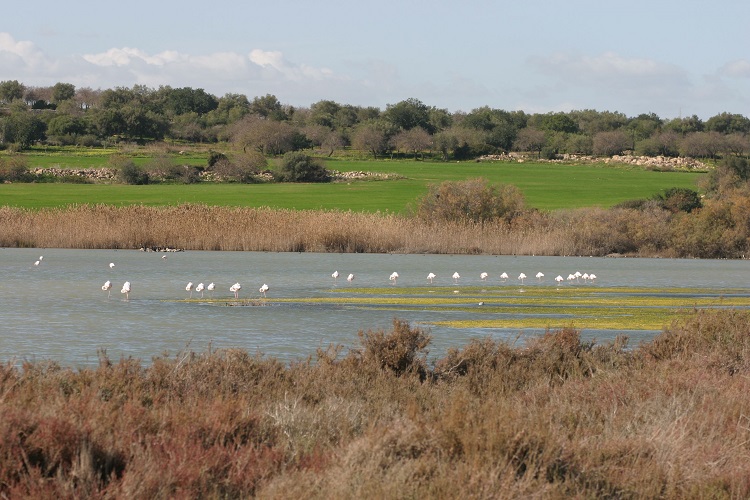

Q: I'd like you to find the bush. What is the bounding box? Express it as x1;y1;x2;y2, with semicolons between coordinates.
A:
211;151;267;183
277;152;330;182
110;156;149;185
357;318;432;377
0;156;32;182
414;177;527;224
654;187;702;213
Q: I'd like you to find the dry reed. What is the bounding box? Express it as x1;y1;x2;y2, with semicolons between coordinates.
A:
0;204;584;255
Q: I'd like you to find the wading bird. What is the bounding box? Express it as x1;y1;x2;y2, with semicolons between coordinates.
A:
185;282;193;298
207;282;215;297
102;280;112;298
230;283;241;299
195;282;205;298
427;272;436;283
480;272;488;281
452;272;461;284
536;272;544;281
499;272;509;282
347;273;354;283
518;272;527;284
389;272;399;284
109;262;115;269
259;283;269;297
121;281;131;300
332;271;339;281
589;273;597;282
555;275;564;285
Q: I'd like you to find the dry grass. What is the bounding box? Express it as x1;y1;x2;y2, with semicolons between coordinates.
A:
2;310;750;497
0;204;578;255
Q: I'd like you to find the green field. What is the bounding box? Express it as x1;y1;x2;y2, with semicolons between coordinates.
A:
2;151;705;212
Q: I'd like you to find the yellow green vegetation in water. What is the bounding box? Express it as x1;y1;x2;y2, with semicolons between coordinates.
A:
279;285;750;331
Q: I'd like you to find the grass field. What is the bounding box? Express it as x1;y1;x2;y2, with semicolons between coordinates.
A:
2;154;705;212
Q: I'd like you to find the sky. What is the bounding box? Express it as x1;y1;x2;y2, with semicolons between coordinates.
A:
2;0;749;120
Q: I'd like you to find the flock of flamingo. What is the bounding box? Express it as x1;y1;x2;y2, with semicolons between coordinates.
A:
32;255;598;301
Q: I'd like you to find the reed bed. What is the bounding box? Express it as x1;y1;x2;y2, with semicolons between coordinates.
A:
2;311;750;497
0;204;578;255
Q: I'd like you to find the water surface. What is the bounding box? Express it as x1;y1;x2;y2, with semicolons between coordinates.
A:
2;248;748;368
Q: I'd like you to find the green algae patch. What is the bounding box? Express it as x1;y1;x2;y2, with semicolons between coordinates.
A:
179;286;750;330
294;286;750;331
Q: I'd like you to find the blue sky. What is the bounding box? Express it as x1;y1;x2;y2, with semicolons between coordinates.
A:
2;0;748;119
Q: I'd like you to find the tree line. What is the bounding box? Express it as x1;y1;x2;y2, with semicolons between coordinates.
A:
1;80;749;161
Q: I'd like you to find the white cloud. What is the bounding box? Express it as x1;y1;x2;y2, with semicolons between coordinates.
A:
719;59;750;79
0;32;51;70
530;51;688;87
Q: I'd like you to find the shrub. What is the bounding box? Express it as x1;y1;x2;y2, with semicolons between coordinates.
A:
277;152;330;183
0;155;32;182
356;318;432;377
654;187;702;213
414;177;526;224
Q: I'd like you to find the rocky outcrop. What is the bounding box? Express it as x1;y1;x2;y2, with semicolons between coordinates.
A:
32;167;119;180
478;153;708;170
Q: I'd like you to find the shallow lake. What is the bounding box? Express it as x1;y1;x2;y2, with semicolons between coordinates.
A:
2;248;749;368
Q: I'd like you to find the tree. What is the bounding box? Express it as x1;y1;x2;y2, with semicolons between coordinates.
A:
663;115;704;136
250;94;287;120
539;112;579;134
351;121;389;158
592;130;631;156
0;110;46;148
705;112;750;135
161;86;219;116
392;126;432;159
680;131;725;159
383;98;433;132
51;82;76;104
0;80;25;104
513;128;545;156
231;115;297;154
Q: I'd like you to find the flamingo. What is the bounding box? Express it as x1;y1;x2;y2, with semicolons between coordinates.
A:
555;275;564;285
34;260;41;266
589;273;597;282
427;272;436;283
452;272;460;284
109;262;115;269
347;273;355;283
480;272;488;281
259;283;269;297
230;283;241;299
195;282;205;298
121;281;131;300
518;272;527;284
185;282;193;298
499;272;509;282
102;280;112;298
582;273;590;282
332;271;339;281
574;271;582;282
389;272;399;284
536;272;544;281
567;274;576;282
207;282;215;297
